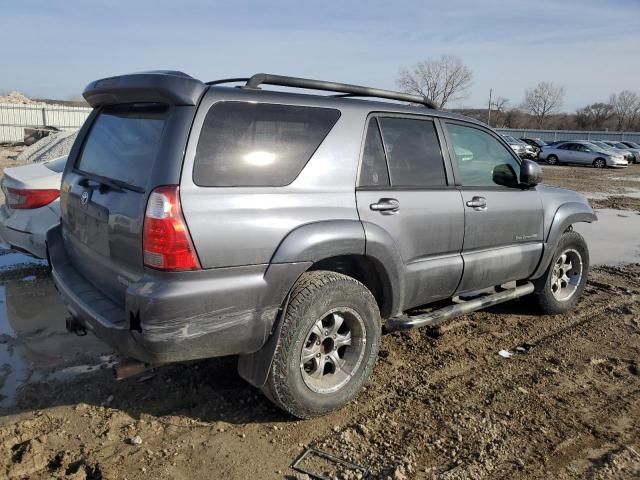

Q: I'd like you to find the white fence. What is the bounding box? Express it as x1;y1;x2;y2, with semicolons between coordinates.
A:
0;103;92;143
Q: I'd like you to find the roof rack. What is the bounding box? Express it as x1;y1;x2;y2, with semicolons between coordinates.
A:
205;78;249;86
205;73;437;109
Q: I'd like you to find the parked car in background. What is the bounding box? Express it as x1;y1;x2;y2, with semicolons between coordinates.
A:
539;141;628;168
0;156;66;258
599;140;640;164
619;140;640;150
500;134;528;158
599;141;636;164
520;138;547;158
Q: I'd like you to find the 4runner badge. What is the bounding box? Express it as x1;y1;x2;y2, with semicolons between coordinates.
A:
80;191;89;206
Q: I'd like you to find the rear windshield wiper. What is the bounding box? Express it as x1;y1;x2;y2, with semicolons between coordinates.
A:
78;172;145;193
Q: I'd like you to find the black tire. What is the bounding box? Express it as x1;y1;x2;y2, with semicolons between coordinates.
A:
262;271;381;419
546;155;558;165
593;158;606;168
532;231;589;315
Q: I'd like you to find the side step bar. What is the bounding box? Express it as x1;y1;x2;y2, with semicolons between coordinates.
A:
385;282;534;331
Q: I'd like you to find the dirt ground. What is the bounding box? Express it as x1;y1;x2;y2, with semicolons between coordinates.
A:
0;148;639;479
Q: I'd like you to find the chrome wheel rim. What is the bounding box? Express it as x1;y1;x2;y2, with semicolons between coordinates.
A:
300;307;366;394
594;159;605;168
547;156;557;165
550;248;583;301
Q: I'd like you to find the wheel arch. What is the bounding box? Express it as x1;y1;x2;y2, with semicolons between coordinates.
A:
530;202;597;279
239;219;404;388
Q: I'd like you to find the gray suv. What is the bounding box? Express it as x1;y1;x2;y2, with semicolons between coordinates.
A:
48;71;596;418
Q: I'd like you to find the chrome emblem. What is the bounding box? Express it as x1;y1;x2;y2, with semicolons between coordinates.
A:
80;191;89;206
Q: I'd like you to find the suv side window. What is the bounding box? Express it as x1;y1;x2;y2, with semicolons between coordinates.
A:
558;143;570;150
359;118;390;187
194;102;340;187
446;123;520;188
377;117;447;187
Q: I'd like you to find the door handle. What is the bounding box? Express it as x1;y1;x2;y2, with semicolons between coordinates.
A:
370;198;400;213
466;196;487;210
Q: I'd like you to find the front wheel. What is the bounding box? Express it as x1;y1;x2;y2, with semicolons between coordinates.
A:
262;271;381;419
532;231;589;315
593;158;606;168
546;155;558;165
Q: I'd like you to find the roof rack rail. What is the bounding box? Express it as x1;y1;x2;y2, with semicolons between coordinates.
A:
243;73;437;109
205;78;250;86
205;74;437;109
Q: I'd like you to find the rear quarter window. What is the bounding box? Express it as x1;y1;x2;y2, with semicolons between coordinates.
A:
193;102;341;187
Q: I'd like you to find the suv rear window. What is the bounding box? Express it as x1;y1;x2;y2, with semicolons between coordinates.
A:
76;104;168;189
194;102;340;187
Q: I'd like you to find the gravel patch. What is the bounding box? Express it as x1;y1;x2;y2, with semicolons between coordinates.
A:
15;130;78;164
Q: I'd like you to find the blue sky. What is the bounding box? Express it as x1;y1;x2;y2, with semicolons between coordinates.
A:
1;0;639;110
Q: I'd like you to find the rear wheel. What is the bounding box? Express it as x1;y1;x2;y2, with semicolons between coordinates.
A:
533;231;589;315
546;155;558;165
593;158;606;168
262;271;381;418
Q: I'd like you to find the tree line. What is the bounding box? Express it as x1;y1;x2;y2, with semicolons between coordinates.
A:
398;55;640;131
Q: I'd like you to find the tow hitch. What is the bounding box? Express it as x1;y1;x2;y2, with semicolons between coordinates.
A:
65;316;87;336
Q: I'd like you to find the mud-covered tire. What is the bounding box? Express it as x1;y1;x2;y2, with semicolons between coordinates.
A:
533;230;589;315
262;270;381;419
546;155;558;165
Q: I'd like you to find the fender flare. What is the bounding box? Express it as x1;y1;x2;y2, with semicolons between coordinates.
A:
531;202;597;279
238;219;406;388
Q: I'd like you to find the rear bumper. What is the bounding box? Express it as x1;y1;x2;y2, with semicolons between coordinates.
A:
0;204;57;259
47;225;310;364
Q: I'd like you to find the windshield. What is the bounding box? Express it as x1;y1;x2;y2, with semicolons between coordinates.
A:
591;141;611;150
583;142;603;151
625;141;640;148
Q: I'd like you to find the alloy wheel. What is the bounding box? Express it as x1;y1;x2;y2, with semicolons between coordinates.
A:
300;308;366;394
550;249;583;302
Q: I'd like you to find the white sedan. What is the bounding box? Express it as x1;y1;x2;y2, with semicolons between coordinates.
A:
0;155;66;259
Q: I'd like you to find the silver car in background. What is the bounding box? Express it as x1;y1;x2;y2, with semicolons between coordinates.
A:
600;140;640;164
0;155;66;258
538;141;628;168
500;134;529;158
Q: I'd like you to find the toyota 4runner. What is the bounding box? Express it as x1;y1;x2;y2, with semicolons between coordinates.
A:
48;71;596;418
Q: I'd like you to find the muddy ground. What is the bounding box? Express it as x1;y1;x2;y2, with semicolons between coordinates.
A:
0;147;639;479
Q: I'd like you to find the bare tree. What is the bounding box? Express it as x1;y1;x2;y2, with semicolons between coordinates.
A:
489;96;510;127
522;82;565;127
609;90;640;130
576;102;613;130
397;55;473;108
492;96;509;113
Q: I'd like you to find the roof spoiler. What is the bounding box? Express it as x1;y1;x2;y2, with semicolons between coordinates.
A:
83;71;206;107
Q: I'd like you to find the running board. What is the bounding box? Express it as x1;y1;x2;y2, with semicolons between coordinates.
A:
385;282;534;331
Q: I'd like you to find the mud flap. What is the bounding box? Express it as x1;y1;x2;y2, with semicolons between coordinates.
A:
237;294;290;388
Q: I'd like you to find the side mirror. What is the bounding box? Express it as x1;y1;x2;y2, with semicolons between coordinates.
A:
492;164;518;188
520;159;542;188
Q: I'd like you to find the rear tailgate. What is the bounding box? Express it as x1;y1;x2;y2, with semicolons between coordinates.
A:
60;72;204;307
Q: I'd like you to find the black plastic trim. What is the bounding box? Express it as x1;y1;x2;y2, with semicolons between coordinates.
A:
243;73;438;109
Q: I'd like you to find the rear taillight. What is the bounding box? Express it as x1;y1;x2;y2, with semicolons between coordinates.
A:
143;185;200;271
5;187;59;209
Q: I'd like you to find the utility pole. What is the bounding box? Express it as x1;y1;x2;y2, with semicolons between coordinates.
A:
487;88;493;127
